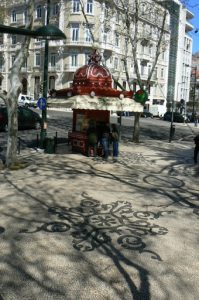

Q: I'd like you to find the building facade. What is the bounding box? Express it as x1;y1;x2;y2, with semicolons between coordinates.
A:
166;0;193;112
0;0;194;116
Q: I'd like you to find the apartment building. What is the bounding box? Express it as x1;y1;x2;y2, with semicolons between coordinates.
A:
165;0;193;112
0;0;194;115
190;53;199;112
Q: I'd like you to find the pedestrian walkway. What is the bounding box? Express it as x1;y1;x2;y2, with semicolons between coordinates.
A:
0;139;198;300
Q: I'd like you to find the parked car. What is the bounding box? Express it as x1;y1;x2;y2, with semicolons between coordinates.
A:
186;112;199;122
163;112;184;123
0;106;41;131
18;94;37;108
141;111;154;118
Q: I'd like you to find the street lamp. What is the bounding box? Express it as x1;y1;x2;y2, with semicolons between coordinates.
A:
0;24;66;40
191;66;197;118
169;81;185;143
0;6;66;148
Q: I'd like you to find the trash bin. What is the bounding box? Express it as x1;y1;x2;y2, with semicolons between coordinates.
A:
170;124;175;139
45;137;55;154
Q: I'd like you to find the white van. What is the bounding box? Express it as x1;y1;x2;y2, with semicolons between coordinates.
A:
18;94;37;107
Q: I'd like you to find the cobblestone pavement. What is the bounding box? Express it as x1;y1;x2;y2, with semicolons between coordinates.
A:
0;139;199;300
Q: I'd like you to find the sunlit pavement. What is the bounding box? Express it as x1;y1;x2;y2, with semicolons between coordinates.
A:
0;139;198;300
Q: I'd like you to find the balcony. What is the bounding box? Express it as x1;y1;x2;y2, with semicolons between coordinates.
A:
0;66;5;73
49;16;59;27
49;40;62;47
9;43;22;50
100;41;113;52
34;40;45;48
63;38;92;47
185;21;194;32
0;44;5;52
34;18;45;27
48;64;61;72
64;64;80;72
138;52;150;64
21;66;32;72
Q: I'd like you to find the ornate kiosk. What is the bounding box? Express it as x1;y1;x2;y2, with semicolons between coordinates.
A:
49;50;143;155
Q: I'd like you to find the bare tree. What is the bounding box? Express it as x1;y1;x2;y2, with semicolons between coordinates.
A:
80;0;169;142
0;0;34;168
105;0;169;142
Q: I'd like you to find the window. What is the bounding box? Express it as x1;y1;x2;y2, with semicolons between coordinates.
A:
34;76;40;99
103;30;109;44
85;53;90;64
71;54;78;66
149;45;153;56
141;65;145;76
123;81;126;89
11;55;15;66
115;32;119;47
11;10;17;23
122;60;125;71
85;27;91;42
104;3;109;18
23;10;28;24
87;0;93;14
141;3;145;15
0;57;3;71
35;53;41;66
36;5;42;18
71;24;79;41
114;57;118;69
161;68;164;78
12;35;17;45
72;0;80;13
153;67;157;79
148;65;151;76
50;53;56;67
22;58;27;68
116;12;120;23
51;3;59;16
49;76;55;90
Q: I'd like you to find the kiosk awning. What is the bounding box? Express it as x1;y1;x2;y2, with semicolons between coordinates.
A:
47;95;143;112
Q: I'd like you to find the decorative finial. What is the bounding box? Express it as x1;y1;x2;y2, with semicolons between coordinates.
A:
88;49;101;64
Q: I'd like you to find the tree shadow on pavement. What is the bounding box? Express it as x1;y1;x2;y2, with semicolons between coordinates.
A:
0;152;199;299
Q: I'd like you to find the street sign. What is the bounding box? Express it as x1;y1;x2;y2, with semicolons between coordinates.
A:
37;97;47;110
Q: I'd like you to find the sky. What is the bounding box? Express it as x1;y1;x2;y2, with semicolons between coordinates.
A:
184;0;199;54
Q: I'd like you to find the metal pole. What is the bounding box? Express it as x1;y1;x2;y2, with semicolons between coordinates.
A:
40;0;50;148
192;67;197;117
169;98;174;143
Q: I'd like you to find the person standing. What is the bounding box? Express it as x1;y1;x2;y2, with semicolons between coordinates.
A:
101;123;110;160
111;124;119;162
194;134;199;164
87;123;97;157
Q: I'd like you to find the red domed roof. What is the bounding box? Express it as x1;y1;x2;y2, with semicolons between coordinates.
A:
50;50;133;99
73;64;112;88
73;51;112;90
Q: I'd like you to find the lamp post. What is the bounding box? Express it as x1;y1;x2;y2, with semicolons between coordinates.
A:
40;0;50;148
169;81;185;143
0;7;66;148
191;66;197;118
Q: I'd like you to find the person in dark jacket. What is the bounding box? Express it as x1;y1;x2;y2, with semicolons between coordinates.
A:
111;124;119;161
194;134;199;164
100;123;110;160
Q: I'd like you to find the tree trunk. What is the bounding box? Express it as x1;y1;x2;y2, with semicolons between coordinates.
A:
133;112;140;143
6;101;18;167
